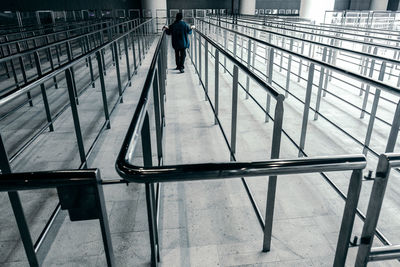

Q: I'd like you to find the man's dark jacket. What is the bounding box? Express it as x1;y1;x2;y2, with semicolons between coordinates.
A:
165;20;192;50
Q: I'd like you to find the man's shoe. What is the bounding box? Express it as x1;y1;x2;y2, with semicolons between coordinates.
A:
179;69;184;73
175;67;180;70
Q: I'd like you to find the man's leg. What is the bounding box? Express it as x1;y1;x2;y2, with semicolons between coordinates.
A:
180;49;186;69
175;49;180;69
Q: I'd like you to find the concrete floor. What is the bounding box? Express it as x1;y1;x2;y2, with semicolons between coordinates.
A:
1;30;400;266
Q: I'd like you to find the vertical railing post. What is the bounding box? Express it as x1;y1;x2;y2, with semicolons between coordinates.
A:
265;48;274;122
199;34;202;84
85;35;95;88
194;31;198;71
45;36;58;89
363;62;386;155
0;134;39;267
385;100;400;153
96;50;111;129
153;70;163;163
262;94;284;252
190;29;194;62
355;154;391;267
130;31;138;73
285;39;294;98
94;171;115;267
223;29;227;73
298;63;315;157
158;42;166;125
16;43;33;106
66;42;79;104
113;42;124;103
245;38;251;99
279;37;285;72
124;36;132;86
34;52;54;132
141;23;146;55
240;34;244;62
65;68;87;168
136;29;142;66
251;30;257;68
142;112;159;267
88;53;95;88
333;169;363;267
233;33;237;58
205;41;208;100
230;65;239;161
360;47;377;119
314;47;327;121
215;50;219;125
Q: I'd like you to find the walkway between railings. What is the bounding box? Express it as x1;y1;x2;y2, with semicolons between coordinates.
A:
115;31;367;266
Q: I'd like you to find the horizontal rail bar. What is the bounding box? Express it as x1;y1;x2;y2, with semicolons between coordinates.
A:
386;153;400;167
117;154;366;183
0;169;99;191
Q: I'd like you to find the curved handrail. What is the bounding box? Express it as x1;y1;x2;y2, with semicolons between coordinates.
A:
114;29;366;184
116;30;167;178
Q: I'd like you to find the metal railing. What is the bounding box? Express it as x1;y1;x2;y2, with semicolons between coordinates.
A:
324;10;400;30
196;18;400;155
0;19;115;51
239;14;400;38
208;16;400;93
0;19;155;266
1;18;154;166
217;16;400;52
0;19;110;43
355;153;400;265
0;18;142;94
234;14;400;47
204;16;400;106
0;167;114;267
193;16;400;249
115;28;368;267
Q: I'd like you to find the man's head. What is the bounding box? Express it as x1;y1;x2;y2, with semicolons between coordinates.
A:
176;12;183;21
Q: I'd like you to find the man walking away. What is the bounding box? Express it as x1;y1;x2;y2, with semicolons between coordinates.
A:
164;13;194;73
